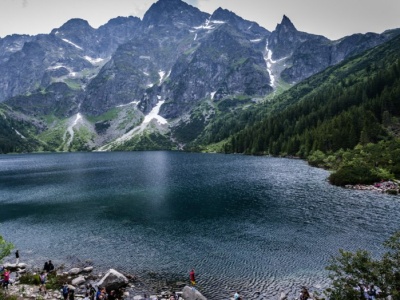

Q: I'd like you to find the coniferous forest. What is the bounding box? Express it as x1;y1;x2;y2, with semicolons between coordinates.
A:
218;34;400;185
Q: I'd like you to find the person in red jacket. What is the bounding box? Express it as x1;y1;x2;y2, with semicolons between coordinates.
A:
2;268;10;289
189;269;196;286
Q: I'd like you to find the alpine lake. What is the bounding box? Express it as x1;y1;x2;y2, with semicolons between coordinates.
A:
1;151;399;299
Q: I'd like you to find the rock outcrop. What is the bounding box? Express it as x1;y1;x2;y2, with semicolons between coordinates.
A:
96;269;129;290
182;286;207;300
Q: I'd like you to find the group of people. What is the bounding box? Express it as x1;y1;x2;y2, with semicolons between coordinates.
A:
43;260;55;273
357;284;379;300
68;284;118;300
61;282;76;300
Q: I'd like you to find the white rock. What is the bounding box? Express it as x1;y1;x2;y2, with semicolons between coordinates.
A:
182;286;207;300
4;263;27;270
133;296;143;300
96;269;129;290
68;268;81;275
83;266;93;273
72;276;86;286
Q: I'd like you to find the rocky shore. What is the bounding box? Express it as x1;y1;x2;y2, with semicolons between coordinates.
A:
1;261;329;300
344;180;400;194
1;262;207;300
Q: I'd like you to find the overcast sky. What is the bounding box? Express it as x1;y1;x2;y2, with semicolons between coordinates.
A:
1;0;399;40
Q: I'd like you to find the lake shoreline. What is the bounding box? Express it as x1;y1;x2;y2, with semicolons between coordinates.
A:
2;259;330;300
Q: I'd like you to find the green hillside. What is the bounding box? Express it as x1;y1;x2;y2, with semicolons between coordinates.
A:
216;34;400;185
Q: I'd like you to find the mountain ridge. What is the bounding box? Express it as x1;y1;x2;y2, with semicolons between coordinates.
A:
0;0;399;154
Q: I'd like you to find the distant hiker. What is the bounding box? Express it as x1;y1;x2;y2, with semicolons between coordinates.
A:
234;292;240;300
39;272;47;294
300;286;310;300
15;250;19;265
368;285;377;300
69;289;75;300
189;269;196;285
108;290;116;300
62;283;69;300
2;269;10;289
96;287;103;300
48;260;55;272
43;261;50;272
357;283;366;299
87;284;96;300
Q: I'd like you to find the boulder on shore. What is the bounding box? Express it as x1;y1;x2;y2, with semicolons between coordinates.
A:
3;263;27;271
72;276;86;286
96;269;129;291
83;266;94;273
182;286;207;300
68;268;82;275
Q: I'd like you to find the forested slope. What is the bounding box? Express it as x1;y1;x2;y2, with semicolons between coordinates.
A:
220;34;400;185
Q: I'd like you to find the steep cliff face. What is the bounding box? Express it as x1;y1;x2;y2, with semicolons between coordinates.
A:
161;24;271;118
0;16;140;102
0;34;34;64
6;82;80;117
269;16;398;84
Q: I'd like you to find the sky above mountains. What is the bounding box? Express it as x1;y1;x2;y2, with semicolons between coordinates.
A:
0;0;399;40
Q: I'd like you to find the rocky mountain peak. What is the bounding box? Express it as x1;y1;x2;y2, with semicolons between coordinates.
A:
211;6;269;37
51;18;94;35
275;15;297;33
101;16;140;27
142;0;208;28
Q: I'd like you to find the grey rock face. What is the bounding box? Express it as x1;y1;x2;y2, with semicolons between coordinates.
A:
161;24;272;118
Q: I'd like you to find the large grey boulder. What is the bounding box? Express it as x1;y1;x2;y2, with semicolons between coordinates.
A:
72;276;86;286
83;266;94;273
68;268;82;275
96;269;128;290
182;286;207;300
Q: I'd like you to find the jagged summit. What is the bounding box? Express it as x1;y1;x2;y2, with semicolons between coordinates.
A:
142;0;208;27
211;6;270;36
51;18;94;34
275;15;297;32
101;16;141;27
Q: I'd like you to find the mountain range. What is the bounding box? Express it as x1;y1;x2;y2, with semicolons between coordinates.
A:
0;0;399;154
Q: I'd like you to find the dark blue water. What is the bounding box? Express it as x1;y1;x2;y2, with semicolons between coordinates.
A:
0;152;399;299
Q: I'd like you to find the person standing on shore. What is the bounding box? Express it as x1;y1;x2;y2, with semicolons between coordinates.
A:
48;260;54;272
87;284;96;300
39;272;47;294
15;250;19;265
189;269;196;286
234;291;240;300
62;283;69;300
2;268;10;289
43;261;49;272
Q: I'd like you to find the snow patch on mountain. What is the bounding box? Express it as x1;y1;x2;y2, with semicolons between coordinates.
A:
143;100;167;125
99;99;168;150
264;41;289;88
14;129;26;139
116;101;139;108
64;113;82;148
62;39;83;50
84;56;104;65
